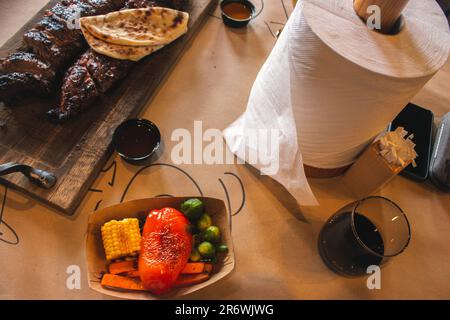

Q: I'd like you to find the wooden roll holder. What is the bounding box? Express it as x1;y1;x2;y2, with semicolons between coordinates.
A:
305;0;410;178
353;0;410;34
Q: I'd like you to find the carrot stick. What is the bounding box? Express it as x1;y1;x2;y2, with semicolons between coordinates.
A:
174;273;210;287
108;260;137;275
181;262;206;274
204;264;213;273
101;274;146;291
114;263;214;278
123;270;140;278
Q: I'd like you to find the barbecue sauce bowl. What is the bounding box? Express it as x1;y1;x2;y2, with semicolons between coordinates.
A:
220;0;256;28
113;119;161;164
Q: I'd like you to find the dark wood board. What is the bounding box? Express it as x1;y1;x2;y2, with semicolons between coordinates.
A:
0;0;217;215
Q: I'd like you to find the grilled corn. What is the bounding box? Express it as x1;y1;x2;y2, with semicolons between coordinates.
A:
101;218;141;261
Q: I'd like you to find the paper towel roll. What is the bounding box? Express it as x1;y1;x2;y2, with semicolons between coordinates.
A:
224;0;450;205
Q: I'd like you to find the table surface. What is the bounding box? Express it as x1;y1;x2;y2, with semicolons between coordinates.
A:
0;0;449;300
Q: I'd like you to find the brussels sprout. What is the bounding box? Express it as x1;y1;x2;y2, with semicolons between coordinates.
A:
216;244;229;253
202;226;221;243
197;241;216;258
180;198;204;221
196;213;212;231
189;249;201;262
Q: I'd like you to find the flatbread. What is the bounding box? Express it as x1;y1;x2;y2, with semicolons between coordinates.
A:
80;24;163;61
79;7;189;47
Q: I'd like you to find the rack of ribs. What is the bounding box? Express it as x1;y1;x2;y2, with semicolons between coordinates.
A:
0;0;127;104
47;0;187;122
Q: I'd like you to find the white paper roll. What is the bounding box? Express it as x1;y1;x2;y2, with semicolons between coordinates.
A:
224;0;450;205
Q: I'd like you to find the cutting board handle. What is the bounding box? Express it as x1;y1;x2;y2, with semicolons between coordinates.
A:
0;162;57;189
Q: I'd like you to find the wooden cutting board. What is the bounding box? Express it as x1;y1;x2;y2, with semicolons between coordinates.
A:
0;0;217;215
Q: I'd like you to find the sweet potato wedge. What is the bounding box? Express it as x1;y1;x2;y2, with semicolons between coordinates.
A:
181;263;213;274
101;274;146;291
123;270;140;278
174;273;211;288
181;262;206;274
102;272;211;292
108;260;137;275
204;263;213;273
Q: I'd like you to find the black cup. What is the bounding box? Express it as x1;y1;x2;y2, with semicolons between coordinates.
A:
112;118;161;164
220;0;256;28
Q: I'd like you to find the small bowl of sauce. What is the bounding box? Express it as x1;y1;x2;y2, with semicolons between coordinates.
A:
220;0;256;28
113;118;161;164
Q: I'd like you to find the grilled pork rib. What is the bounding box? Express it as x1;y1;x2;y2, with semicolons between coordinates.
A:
47;0;186;122
0;73;52;101
47;49;132;121
0;52;55;102
23;0;126;68
1;52;55;81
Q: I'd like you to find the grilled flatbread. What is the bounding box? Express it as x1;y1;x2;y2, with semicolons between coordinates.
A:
80;24;163;61
79;7;189;47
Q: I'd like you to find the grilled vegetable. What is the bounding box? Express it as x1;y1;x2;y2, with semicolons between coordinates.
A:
181;262;210;274
180;198;204;221
202;226;221;243
198;241;215;258
108;260;137;275
102;272;211;292
216;244;229;253
139;207;192;295
123;270;140;278
174;273;210;288
101;218;141;261
196;213;212;231
101;274;146;291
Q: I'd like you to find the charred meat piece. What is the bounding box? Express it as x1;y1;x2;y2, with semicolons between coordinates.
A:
56;0;127;36
23;28;82;69
82;50;132;93
0;52;54;103
40;0;120;47
47;49;132;121
29;1;127;66
57;0;117;17
153;0;186;9
124;0;157;8
49;1;81;21
0;52;55;80
47;62;99;122
25;0;126;68
0;72;52;104
36;15;81;44
77;0;116;14
125;0;185;9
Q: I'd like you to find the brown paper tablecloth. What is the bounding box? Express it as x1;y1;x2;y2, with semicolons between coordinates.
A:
0;0;449;299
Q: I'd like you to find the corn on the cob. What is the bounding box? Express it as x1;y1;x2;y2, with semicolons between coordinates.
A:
101;218;141;261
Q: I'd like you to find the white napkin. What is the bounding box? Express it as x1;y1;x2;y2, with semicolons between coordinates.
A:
223;2;318;205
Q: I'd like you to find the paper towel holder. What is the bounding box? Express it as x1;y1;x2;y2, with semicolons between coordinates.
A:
305;0;427;179
353;0;410;34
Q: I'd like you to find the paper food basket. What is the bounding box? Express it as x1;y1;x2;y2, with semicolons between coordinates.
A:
86;197;235;300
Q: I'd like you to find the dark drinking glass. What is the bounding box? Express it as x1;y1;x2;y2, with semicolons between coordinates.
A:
318;196;411;277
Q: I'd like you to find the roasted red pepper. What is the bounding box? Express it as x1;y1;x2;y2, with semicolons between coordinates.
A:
138;207;192;294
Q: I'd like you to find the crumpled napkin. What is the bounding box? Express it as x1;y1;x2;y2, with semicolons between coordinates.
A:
376;127;418;169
